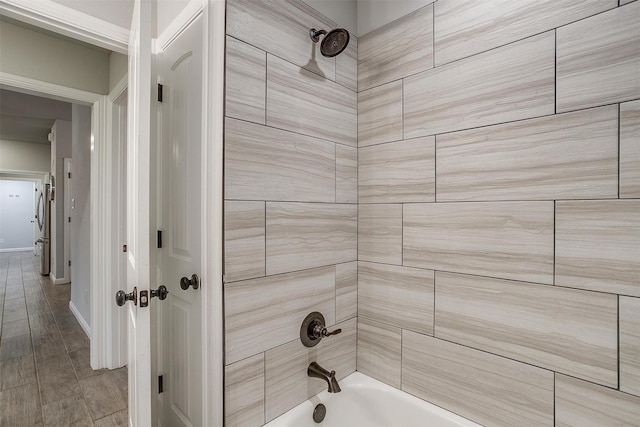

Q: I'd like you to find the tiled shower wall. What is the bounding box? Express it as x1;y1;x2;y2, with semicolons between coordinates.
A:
357;1;640;426
222;0;358;425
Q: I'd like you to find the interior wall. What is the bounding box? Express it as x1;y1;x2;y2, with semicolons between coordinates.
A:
356;1;640;425
301;0;357;34
0;139;51;173
70;104;92;326
0;20;110;95
0;180;36;251
356;0;432;36
222;0;358;425
109;52;128;92
50;120;72;282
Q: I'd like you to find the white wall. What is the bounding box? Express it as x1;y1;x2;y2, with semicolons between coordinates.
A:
0;139;51;173
109;52;128;93
302;0;358;34
50;120;72;282
0;20;111;94
70;104;92;326
0;180;35;251
356;0;432;36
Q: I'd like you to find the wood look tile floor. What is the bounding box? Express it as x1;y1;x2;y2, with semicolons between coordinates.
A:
0;251;128;426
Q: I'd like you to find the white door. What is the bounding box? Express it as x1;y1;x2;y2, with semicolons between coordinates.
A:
157;14;204;427
126;0;153;425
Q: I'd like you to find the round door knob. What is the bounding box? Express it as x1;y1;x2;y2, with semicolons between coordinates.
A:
180;274;200;290
151;285;169;300
115;287;137;306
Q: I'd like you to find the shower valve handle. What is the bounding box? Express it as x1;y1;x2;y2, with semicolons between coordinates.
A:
312;323;342;339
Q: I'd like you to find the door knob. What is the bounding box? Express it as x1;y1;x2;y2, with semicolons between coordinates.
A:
180;274;200;290
151;285;169;300
116;287;137;306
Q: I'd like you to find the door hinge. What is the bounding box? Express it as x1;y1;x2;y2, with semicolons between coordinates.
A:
122;244;127;252
157;230;163;248
158;375;164;393
68;260;71;267
68;217;71;223
157;83;163;102
68;172;71;179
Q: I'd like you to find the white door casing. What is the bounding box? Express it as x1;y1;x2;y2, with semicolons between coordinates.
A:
157;14;204;427
64;158;72;282
127;0;153;425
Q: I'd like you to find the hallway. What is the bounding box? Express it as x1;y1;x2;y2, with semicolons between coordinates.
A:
0;251;127;426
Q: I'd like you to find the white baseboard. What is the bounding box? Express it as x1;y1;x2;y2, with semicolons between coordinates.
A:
69;300;91;340
50;272;70;285
0;247;34;253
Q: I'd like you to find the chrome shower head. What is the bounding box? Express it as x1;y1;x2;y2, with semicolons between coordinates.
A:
309;28;350;57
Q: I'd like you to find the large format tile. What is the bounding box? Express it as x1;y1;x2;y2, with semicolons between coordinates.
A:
1;319;29;339
621;100;640;198
358;204;402;265
42;394;92;427
358;81;402;147
403;202;554;284
227;0;336;80
359;262;434;335
335;145;357;204
556;200;640;296
620;296;640;397
225;353;264;427
335;262;357;323
555;374;640;427
265;202;357;275
265;318;356;421
557;2;640;112
93;410;127;427
404;31;555;138
68;348;103;380
357;318;401;388
435;0;616;65
225;266;335;364
436;106;618;201
359;137;435;203
435;272;618;387
79;368;127;421
0;383;42;426
225;118;335;202
224;201;265;283
358;5;433;91
0;334;31;361
225;36;266;124
38;356;81;405
267;55;357;146
402;331;554;427
335;35;357;91
0;354;36;391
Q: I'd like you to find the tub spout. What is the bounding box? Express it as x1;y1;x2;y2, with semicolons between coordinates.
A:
308;361;341;393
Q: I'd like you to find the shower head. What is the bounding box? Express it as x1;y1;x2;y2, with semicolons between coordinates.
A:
309;28;350;57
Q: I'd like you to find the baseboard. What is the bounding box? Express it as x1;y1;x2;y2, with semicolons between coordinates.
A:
50;272;70;285
0;247;34;253
69;300;91;340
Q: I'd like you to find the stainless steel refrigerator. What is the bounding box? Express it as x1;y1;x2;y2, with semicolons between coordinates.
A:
35;183;50;276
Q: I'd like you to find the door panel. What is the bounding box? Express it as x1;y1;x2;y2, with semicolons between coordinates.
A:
158;14;204;427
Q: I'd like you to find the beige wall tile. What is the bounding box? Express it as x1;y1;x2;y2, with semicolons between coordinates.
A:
556;374;640;427
402;331;554;426
557;3;640;112
436;106;619;201
621;100;640;198
621;296;640;397
265;202;357;275
225;118;335;202
556;200;640;297
336;145;357;203
225;36;266;124
265;318;356;421
435;0;616;66
225;266;335;364
336;35;357;91
359;137;435;203
358;5;433;91
435;272;618;387
357;318;401;388
224;201;265;283
404;202;554;284
225;354;264;427
359;262;434;335
358;81;402;147
358;204;402;264
620;0;637;4
336;262;357;322
404;31;555;138
266;55;357;146
227;0;336;80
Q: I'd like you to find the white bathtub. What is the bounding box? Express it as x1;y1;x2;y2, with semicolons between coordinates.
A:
264;372;480;426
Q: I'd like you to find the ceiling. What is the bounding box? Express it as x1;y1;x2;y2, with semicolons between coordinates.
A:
0;89;72;144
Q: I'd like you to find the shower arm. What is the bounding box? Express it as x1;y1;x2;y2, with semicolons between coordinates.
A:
309;28;327;43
